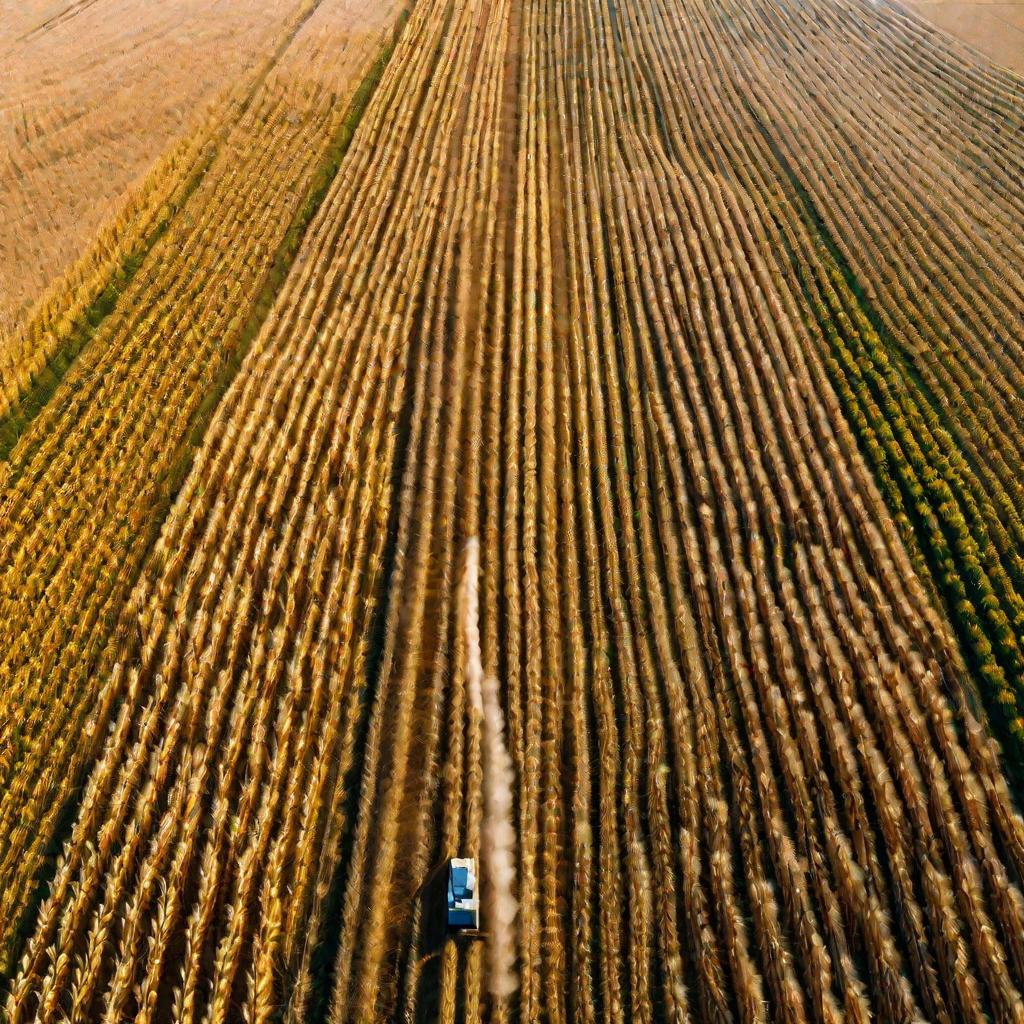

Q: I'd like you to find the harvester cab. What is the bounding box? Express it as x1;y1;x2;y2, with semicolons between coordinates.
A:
447;857;480;930
419;856;485;948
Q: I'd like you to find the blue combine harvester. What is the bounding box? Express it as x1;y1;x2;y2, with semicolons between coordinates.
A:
419;856;484;946
446;857;480;929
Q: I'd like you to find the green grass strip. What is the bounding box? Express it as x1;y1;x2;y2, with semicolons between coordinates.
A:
749;114;1024;784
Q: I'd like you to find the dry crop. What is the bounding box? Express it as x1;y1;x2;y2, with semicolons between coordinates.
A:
0;0;308;341
1;0;1023;1020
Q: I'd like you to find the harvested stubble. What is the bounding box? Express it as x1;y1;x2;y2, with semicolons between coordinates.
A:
0;0;303;343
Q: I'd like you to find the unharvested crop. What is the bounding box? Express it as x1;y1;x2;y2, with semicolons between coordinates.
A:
1;0;1023;1020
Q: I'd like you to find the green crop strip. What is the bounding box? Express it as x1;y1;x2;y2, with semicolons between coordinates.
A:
749;117;1024;783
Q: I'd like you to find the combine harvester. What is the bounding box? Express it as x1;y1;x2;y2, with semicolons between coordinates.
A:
419;856;486;945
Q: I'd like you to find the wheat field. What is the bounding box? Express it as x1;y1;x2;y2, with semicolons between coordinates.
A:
1;0;1023;1021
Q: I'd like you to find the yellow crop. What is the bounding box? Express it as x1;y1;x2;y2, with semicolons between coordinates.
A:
2;0;1024;1018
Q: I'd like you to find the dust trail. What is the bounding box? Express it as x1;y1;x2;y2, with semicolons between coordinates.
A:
462;537;519;1000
